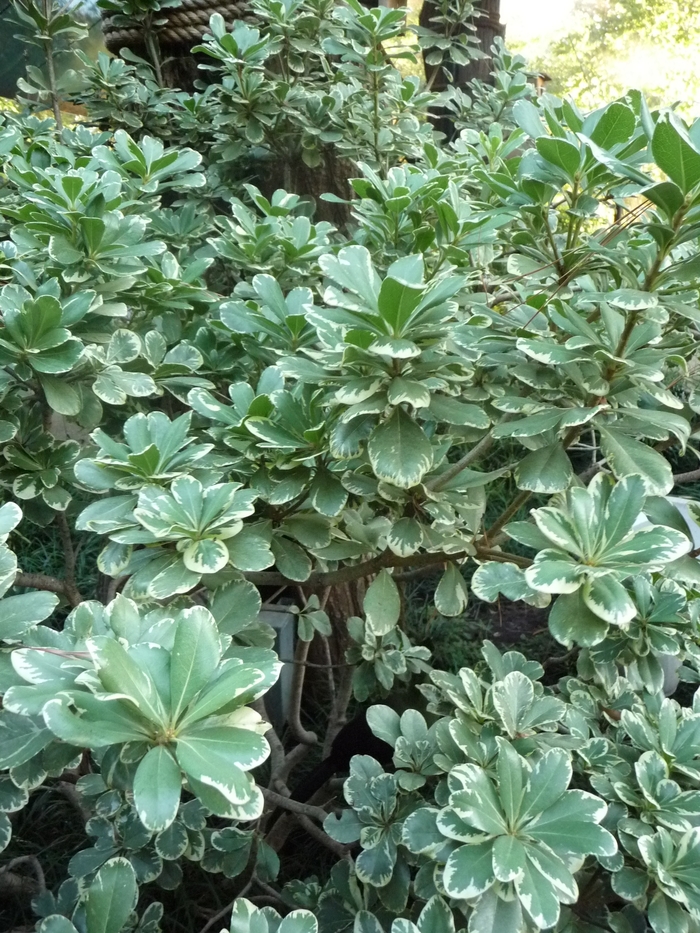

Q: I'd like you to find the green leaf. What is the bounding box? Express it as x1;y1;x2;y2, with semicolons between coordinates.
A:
492;672;534;739
177;663;273;728
492;834;526;884
182;538;229;574
588;102;635;148
652;112;700;193
515;443;573;493
226;528;274;572
536;137;581;180
0;712;53;769
402;808;445;855
155;820;189;860
548;591;609;647
368;408;433;489
170;606;221;723
356;836;396;886
434;563;468;617
366;705;401;746
582;575;636;625
208;580;262;635
84;858;138;933
176;727;266;807
87;637;166;725
526;793;614;859
525;551;581;593
39;374;81;416
496;741;525;827
42;698;146;748
133;746;182;832
443;840;495;899
520;748;572;821
0;811;11;854
0;591;59;640
309;470;348;517
472;562;548;607
513;100;547;139
468;889;523;933
428;396;489;429
37;918;79;933
364;570;400;636
602;473;647;549
599;427;673;495
514;854;563;930
387;517;423;557
182;724;269;773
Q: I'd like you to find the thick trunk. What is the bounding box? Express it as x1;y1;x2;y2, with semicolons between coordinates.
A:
420;0;504;92
419;0;503;137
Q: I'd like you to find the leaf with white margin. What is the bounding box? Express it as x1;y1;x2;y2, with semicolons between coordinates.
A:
368;408;433;489
472;561;549;608
87;636;166;725
43;698;147;748
525;551;582;593
581;575;637;625
133;745;182;832
169;606;221;722
182;538;229;574
442;840;495;899
84;857;138;933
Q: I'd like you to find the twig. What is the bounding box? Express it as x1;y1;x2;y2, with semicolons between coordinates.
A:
41;0;62;131
245;548;467;588
14;572;68;595
287;637;317;745
295;814;350;860
198;836;258;933
673;468;700;485
0;856;45;895
277;657;353;668
52;781;92;821
319;634;336;699
260;787;328;823
252;698;285;782
252;876;287;907
55;512;82;606
278;741;312;784
480;490;532;545
323;660;354;756
425;430;496;492
197;882;252;933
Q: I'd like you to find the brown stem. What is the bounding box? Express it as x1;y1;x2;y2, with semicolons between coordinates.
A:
197;881;253;933
55;512;81;606
673;467;700;485
246;548;464;588
425;430;496;492
0;856;45;898
260;787;328;823
323;659;354;757
15;572;68;595
319;634;336;699
481;489;532;545
252;699;285;782
41;0;62;131
287;637;317;745
252;877;286;908
278;741;312;785
295;813;350;860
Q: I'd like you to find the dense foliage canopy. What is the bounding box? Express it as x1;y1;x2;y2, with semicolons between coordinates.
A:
5;2;700;933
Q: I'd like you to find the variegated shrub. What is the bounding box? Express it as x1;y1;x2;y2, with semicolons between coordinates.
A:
5;0;700;931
